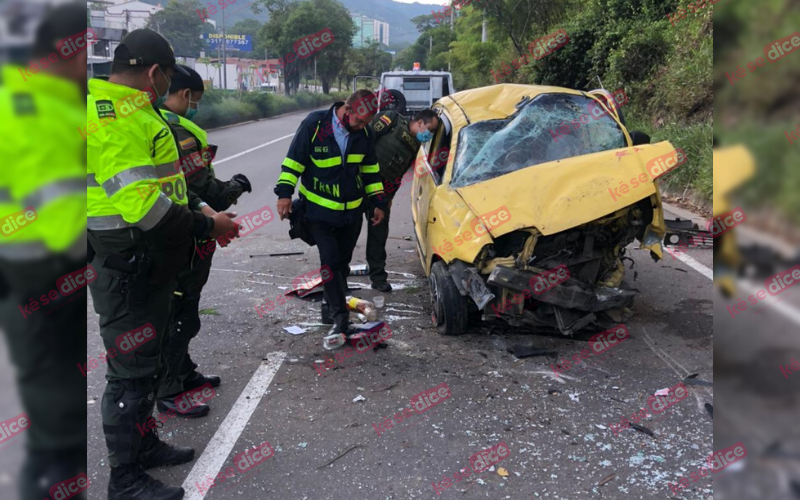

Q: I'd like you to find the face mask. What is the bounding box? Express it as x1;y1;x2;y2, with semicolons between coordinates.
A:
151;67;171;108
185;92;200;120
416;130;433;143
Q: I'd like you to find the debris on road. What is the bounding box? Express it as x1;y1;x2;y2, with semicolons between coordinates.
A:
316;445;363;470
352;395;366;403
684;373;713;386
509;344;558;359
350;264;369;276
705;403;713;418
598;473;616;486
283;325;306;335
249;252;305;258
497;467;509;477
629;423;655;437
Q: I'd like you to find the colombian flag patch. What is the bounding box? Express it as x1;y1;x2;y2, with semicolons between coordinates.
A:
379;115;392;125
179;138;195;150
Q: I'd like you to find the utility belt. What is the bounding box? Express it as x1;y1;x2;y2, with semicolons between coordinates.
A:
101;253;153;307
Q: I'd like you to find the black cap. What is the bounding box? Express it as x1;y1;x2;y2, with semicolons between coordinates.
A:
33;3;88;58
114;29;189;76
169;65;205;93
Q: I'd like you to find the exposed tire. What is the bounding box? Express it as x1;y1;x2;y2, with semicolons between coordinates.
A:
384;89;407;115
429;261;469;336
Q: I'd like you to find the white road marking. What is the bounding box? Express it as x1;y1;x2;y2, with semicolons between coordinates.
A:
213;134;295;165
740;280;800;326
182;352;286;499
664;247;713;280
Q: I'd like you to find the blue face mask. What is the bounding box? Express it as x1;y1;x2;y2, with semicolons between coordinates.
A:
151;67;171;108
416;130;433;143
185;97;200;120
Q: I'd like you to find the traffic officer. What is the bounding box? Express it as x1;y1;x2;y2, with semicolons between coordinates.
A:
0;4;88;499
366;109;438;291
275;89;387;338
87;30;240;500
156;65;252;417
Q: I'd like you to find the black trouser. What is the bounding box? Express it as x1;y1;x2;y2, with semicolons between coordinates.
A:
88;255;176;468
158;243;215;399
0;254;87;499
307;217;363;333
365;197;393;285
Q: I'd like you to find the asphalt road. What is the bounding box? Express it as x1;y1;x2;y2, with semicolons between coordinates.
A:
81;108;721;500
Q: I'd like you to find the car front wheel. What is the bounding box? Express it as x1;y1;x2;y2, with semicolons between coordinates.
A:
429;261;469;336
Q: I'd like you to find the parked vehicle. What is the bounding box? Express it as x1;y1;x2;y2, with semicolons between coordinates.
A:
354;70;455;117
411;83;677;336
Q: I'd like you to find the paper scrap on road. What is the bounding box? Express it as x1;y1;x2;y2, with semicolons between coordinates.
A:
284;326;306;335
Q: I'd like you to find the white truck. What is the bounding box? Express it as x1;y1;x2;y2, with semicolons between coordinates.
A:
355;70;456;117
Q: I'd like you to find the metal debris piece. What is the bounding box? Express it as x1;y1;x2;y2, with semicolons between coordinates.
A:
316;445;363;470
510;345;558;359
629;423;655;437
249;252;305;257
598;473;616;486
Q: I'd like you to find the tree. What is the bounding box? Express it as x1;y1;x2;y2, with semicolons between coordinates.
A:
480;0;566;58
256;0;354;95
146;0;206;58
229;19;268;59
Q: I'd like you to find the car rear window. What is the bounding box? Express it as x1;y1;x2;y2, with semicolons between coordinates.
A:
451;93;626;187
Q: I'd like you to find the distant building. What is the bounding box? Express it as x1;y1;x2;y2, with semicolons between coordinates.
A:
351;15;389;47
87;1;162;75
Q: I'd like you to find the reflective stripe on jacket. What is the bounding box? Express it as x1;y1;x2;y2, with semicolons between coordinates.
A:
274;102;387;225
87;78;188;231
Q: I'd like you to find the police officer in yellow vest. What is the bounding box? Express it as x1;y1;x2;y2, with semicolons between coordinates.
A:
156;66;251;416
0;4;88;499
87;30;240;500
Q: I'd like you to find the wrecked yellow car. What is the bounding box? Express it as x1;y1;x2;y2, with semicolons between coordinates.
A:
410;84;679;336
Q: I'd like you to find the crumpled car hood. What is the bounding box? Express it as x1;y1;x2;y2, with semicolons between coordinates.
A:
453;142;676;238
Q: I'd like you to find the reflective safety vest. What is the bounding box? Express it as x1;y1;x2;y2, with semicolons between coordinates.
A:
274;102;387;225
0;66;86;261
87;78;188;232
162;110;243;212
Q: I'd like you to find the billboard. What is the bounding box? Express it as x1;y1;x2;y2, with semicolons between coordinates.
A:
202;33;253;52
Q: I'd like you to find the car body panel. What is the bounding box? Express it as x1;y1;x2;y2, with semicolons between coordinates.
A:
412;84;669;276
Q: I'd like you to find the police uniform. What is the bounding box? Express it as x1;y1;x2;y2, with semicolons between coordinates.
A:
275;102;387;334
366;111;421;287
87;30;209;500
0;36;87;499
156;73;250;408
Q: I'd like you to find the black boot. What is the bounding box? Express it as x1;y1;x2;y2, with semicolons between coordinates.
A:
156;397;209;418
320;301;334;324
108;464;184;500
20;449;85;500
183;372;221;390
139;429;195;469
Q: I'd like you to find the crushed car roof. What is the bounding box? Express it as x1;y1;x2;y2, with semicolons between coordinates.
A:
439;83;585;123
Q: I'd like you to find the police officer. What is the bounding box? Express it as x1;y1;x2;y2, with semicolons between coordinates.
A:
156;66;252;416
275;89;387;338
87;30;240;500
366;109;438;291
0;4;88;499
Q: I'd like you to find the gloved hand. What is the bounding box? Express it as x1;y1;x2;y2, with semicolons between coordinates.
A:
231;173;252;193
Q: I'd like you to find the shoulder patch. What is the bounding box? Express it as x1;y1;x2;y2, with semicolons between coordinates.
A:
164;112;180;124
373;121;386;132
13;93;36;116
379;115;392;125
179;137;196;150
95;99;115;119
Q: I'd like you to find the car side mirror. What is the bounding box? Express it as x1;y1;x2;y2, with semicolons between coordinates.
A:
630;131;651;146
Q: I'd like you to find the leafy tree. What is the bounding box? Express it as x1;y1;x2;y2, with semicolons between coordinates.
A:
229;19;268;58
146;0;206;58
255;0;354;94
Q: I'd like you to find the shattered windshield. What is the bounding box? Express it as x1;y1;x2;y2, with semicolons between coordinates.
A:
451;93;627;187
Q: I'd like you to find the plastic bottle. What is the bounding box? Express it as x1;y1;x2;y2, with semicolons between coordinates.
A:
323;333;347;350
346;296;377;321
